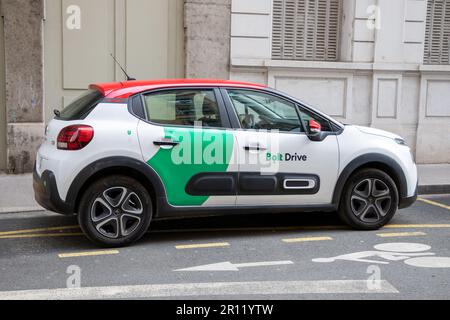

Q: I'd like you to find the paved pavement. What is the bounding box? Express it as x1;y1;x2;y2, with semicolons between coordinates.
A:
0;194;449;299
0;174;40;213
418;164;450;194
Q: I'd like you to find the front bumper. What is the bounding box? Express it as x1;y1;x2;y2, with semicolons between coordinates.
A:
398;183;418;209
33;164;73;215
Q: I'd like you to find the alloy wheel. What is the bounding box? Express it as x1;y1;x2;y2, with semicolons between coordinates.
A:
90;187;143;239
350;178;392;223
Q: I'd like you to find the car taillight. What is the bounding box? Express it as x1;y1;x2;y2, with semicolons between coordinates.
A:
57;125;94;150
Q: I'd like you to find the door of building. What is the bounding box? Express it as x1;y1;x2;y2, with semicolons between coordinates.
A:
44;0;185;123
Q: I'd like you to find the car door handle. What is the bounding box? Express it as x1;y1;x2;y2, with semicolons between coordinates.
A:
153;139;180;147
244;145;267;151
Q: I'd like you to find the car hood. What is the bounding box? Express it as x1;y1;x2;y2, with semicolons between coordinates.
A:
353;125;402;140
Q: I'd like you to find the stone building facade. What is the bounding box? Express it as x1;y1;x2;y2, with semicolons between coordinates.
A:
0;0;449;173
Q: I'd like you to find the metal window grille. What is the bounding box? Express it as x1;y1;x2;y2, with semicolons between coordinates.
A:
424;0;450;64
272;0;342;61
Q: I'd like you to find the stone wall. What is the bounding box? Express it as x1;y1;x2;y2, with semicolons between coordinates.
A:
1;0;44;173
184;0;231;79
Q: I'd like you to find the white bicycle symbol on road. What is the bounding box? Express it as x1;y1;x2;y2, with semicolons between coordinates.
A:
313;243;450;268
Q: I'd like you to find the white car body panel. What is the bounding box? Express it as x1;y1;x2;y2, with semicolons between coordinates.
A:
234;130;339;205
37;103;142;200
337;126;417;197
35;85;417;216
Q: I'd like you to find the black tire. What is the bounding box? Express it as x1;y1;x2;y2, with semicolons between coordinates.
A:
338;168;399;230
78;175;152;247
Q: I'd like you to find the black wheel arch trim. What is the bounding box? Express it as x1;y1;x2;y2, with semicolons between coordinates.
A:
66;156;167;215
332;153;408;207
33;164;73;215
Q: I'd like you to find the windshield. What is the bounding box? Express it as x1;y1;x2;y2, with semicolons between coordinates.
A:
57;89;104;120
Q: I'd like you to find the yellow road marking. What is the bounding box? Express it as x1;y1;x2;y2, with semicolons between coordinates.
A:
377;231;427;238
0;222;449;241
282;236;333;243
154;224;450;234
385;224;450;228
0;232;84;239
418;198;450;211
175;242;230;249
0;225;80;236
58;250;119;259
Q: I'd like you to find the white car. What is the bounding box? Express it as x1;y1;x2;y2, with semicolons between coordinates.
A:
34;79;418;246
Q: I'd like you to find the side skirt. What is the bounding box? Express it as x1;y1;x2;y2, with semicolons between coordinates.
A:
155;197;337;219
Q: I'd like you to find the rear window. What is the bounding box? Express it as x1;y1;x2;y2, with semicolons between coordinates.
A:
57;89;104;120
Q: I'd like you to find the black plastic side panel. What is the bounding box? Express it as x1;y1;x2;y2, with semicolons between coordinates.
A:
238;173;320;195
185;172;237;196
185;172;320;196
156;198;337;219
239;174;277;193
33;164;72;215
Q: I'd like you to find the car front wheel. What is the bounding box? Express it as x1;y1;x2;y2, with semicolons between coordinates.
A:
339;168;399;230
78;175;152;247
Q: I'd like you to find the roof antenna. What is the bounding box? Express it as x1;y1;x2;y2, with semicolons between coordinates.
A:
110;53;136;81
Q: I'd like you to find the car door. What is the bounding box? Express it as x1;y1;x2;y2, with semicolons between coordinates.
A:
222;88;339;206
137;87;238;207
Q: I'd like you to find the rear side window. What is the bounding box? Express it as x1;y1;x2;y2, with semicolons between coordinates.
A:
57;89;104;120
142;89;223;128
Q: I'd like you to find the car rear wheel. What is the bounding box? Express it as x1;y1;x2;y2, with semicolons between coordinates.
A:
78;175;152;247
338;168;399;230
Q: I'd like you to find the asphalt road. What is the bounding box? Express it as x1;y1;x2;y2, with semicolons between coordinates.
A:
0;195;449;300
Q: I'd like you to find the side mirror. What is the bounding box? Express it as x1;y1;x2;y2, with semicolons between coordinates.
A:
306;119;324;141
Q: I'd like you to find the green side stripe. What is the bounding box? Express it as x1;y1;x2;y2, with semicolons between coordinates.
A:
147;127;234;206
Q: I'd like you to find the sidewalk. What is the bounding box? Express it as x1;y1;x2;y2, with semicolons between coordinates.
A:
417;164;450;195
0;164;449;214
0;174;41;214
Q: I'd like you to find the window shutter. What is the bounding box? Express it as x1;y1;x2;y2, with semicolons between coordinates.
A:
424;0;450;64
272;0;342;61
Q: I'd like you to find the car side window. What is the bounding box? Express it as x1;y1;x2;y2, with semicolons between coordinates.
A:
142;89;223;127
57;89;104;120
297;108;333;132
227;89;303;133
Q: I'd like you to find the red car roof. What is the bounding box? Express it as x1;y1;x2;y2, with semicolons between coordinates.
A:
89;79;267;99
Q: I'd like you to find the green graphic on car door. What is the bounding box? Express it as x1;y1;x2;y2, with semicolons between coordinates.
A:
147;127;234;206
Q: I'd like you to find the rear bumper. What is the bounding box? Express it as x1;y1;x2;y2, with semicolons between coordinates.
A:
33;164;73;215
398;183;418;209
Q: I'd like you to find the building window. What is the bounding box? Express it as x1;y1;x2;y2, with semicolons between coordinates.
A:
272;0;342;61
424;0;450;65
